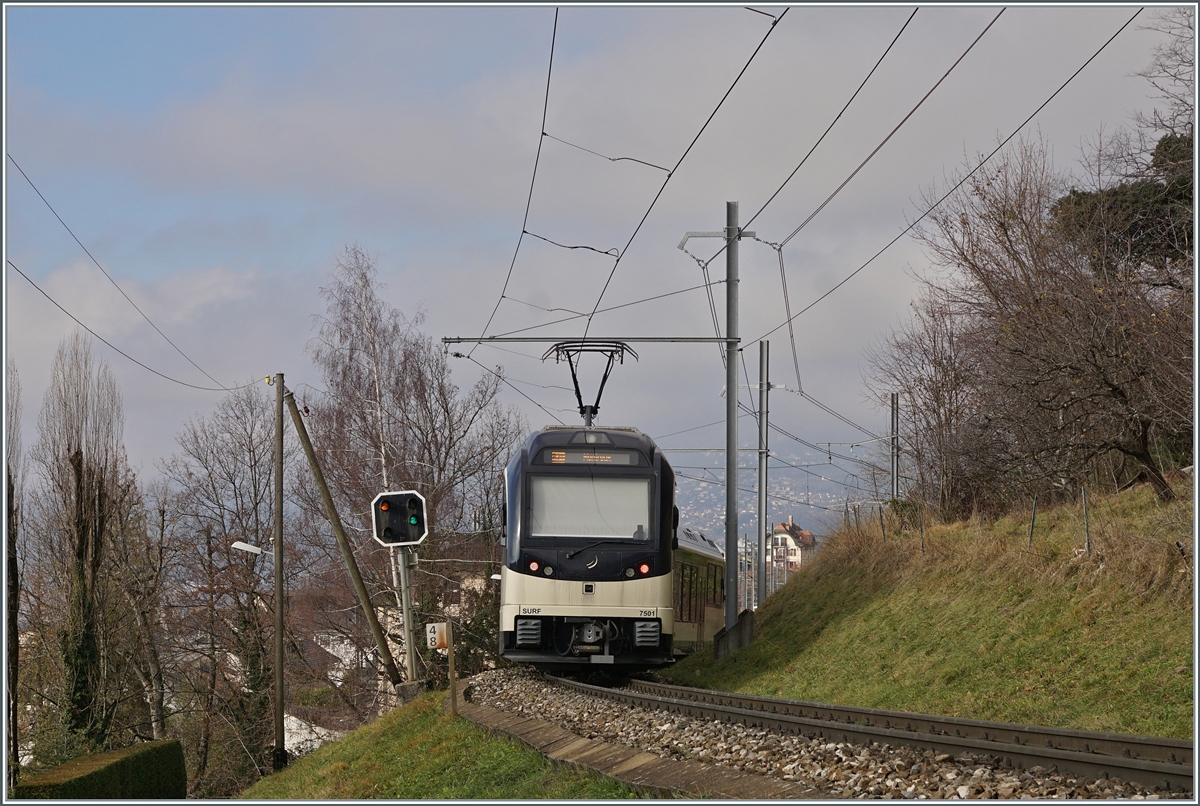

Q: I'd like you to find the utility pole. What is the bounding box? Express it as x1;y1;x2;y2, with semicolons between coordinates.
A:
757;340;769;609
724;201;740;629
272;373;287;771
890;392;899;501
283;387;405;689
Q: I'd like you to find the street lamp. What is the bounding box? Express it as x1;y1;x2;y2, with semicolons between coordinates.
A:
231;538;285;769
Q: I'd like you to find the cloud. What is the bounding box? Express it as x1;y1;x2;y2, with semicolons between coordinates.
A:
5;5;1177;514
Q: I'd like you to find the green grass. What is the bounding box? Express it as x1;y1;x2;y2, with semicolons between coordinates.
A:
666;481;1194;739
240;691;643;799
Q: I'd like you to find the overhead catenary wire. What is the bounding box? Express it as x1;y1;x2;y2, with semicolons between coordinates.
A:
654;411;755;441
769;454;869;493
777;8;1003;249
541;132;671;173
472;7;559;358
580;8;789;341
492;279;724;338
751;5;1144;345
747;402;889;474
699;7;920;272
7;259;254;393
675;470;839;512
7;152;230;390
457;353;565;425
523;229;620;257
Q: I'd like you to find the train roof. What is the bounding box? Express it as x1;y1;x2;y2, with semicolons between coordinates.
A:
527;425;659;454
676;527;724;561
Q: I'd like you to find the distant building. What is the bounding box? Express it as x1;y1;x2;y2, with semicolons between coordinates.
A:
766;516;817;573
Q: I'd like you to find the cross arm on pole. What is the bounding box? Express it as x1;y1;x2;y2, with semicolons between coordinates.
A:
678;230;756;250
442;336;736;344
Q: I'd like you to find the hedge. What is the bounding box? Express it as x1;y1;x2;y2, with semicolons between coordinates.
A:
12;738;186;799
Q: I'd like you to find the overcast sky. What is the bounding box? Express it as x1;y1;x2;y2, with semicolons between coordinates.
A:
3;4;1180;534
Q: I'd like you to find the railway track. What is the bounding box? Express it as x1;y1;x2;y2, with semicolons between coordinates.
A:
545;675;1193;793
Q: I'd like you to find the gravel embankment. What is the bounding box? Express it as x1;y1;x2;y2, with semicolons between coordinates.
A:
467;669;1188;799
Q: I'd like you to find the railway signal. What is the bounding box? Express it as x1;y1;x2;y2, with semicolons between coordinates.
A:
371;490;428;547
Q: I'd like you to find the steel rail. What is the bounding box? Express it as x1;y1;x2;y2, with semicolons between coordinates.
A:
544;675;1192;793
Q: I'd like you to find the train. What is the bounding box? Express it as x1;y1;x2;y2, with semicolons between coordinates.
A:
498;424;725;671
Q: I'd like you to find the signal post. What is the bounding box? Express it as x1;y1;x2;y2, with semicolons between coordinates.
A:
372;491;428;682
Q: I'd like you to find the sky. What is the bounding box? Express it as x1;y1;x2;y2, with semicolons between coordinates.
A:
3;3;1182;537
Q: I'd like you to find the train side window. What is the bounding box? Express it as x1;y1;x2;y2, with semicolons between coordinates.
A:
677;562;699;623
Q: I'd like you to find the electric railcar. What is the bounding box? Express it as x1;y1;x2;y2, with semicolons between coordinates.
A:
671;527;726;653
499;425;725;670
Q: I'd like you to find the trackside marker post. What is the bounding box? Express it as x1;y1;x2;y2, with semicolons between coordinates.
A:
427;622;457;715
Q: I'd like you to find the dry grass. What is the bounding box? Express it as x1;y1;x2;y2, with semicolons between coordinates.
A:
667;481;1194;738
817;479;1193;605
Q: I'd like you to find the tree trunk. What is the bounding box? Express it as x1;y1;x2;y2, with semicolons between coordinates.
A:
7;469;20;786
132;606;166;740
1128;421;1177;502
61;450;107;748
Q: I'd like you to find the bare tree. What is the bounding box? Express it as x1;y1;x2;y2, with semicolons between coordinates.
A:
1135;7;1194;142
27;333;126;752
160;382;301;796
302;245;525;695
911;136;1190;502
7;359;23;785
107;476;177;741
864;288;997;519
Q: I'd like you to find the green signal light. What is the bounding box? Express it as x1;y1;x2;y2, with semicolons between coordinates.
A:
409;516;418;525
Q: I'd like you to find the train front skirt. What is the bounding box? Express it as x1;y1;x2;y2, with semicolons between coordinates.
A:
499;567;675;669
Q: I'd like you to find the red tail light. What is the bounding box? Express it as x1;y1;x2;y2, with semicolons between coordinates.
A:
638;562;651;575
529;560;540;572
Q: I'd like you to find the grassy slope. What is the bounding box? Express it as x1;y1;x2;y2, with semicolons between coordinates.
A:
665;482;1194;739
240;691;641;799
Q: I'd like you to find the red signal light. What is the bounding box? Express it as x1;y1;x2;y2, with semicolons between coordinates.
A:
380;501;390;511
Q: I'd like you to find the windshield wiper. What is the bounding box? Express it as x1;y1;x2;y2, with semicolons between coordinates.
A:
566;540;619;559
565;526;646;559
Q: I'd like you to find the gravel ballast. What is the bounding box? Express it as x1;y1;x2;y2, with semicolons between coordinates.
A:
467;669;1189;799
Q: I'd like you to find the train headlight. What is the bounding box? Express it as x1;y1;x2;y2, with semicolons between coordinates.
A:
529;560;540;573
543;565;554;576
638;562;651;575
624;567;635;578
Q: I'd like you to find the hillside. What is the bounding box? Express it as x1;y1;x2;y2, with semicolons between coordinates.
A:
244;482;1191;797
665;481;1194;739
239;691;640;799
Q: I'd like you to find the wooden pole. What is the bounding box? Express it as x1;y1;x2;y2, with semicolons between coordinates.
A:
1082;486;1091;556
1028;494;1038;549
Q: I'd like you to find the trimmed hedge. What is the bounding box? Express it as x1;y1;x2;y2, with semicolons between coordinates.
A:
12;738;186;799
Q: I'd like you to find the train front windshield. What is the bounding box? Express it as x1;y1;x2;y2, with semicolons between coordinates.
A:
529;476;652;540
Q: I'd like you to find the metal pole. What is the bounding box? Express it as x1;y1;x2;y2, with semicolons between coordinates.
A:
738;535;743;608
724;201;740;630
283;387;404;688
890;392;899;501
273;373;287;771
399;549;417;680
878;503;886;542
757;340;769;609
